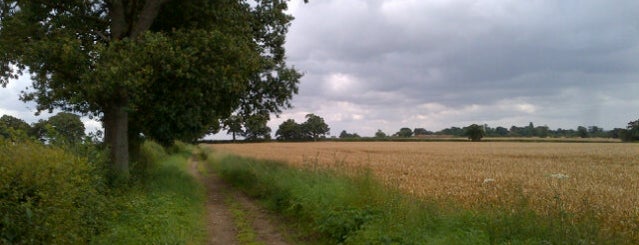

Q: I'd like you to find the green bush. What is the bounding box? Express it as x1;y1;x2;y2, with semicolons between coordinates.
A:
131;140;169;180
0;139;106;244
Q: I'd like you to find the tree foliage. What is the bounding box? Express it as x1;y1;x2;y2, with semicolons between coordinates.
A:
47;112;85;144
464;124;484;142
339;130;360;139
276;119;302;141
0;0;301;177
395;127;413;138
621;118;639;142
375;129;387;138
222;115;244;142
0;114;30;139
241;113;271;141
301;113;330;141
276;114;330;141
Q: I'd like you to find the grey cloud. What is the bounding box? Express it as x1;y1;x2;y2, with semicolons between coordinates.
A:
279;0;639;136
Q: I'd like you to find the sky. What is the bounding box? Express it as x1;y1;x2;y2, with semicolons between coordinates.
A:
1;0;638;139
267;0;639;137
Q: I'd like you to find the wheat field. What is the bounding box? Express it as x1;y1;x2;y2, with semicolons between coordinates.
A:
206;141;639;236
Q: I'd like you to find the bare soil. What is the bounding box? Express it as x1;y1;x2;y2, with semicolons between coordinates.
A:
189;157;291;245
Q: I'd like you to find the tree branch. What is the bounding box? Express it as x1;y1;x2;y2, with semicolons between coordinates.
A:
130;0;171;39
108;0;127;39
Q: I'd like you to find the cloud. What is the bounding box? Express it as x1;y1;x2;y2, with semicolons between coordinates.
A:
271;0;639;137
3;0;639;140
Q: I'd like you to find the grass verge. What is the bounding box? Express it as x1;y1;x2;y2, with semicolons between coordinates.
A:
207;153;629;244
92;142;206;244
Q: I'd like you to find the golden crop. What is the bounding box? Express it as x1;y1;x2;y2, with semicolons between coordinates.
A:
207;141;639;237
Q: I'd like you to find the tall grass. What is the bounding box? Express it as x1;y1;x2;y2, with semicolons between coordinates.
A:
208;153;628;244
92;141;206;244
1;138;206;244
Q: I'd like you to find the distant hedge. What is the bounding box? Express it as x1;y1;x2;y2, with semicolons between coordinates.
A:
0;139;106;244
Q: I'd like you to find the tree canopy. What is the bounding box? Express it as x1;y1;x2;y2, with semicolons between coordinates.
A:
275;119;302;141
464;124;485;142
0;114;30;139
275;114;330;141
0;0;302;178
395;127;413;138
301;114;330;141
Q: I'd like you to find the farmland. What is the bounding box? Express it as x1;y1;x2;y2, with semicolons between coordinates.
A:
208;141;639;238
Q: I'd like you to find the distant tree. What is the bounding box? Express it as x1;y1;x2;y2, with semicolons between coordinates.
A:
339;130;360;139
0;114;31;139
375;129;387;138
396;127;413;138
47;112;85;144
301;114;330;141
588;126;606;138
242;114;271;141
223;115;244;142
621;118;639;142
276;119;303;141
413;128;432;136
438;127;464;136
464;124;485;142
494;126;509;136
29;119;49;142
577;126;589;138
535;125;550;138
609;128;625;139
526;122;536;137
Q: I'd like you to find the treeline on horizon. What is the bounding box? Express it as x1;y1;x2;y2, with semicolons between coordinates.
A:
217;112;639;142
340;121;638;142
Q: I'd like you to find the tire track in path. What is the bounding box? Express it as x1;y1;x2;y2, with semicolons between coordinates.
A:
188;156;290;245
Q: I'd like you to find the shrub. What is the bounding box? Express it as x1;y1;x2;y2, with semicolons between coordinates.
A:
131;140;169;180
0;139;106;244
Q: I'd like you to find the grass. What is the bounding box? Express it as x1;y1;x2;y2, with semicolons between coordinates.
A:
225;195;263;245
206;148;634;244
92;143;207;244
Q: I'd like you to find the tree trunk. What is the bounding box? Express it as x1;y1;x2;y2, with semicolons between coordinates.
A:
104;102;129;181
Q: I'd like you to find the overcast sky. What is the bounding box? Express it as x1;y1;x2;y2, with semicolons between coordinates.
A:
2;0;638;138
269;0;639;137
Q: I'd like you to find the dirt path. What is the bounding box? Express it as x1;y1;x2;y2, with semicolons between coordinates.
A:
189;157;291;245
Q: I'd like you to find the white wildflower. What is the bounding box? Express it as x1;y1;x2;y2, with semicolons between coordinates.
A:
483;178;495;184
549;173;569;180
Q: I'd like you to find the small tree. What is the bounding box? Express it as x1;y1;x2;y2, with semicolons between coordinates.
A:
0;115;31;139
577;126;589;138
242;114;271;141
276;119;303;141
413;128;431;136
621;118;639;142
464;124;484;142
47;112;85;144
301;114;330;141
339;130;360;139
223;115;244;142
375;129;387;138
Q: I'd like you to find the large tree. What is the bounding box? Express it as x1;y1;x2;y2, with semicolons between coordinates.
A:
0;0;301;179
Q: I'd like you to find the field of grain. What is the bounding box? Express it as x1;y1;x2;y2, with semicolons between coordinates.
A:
207;142;639;236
